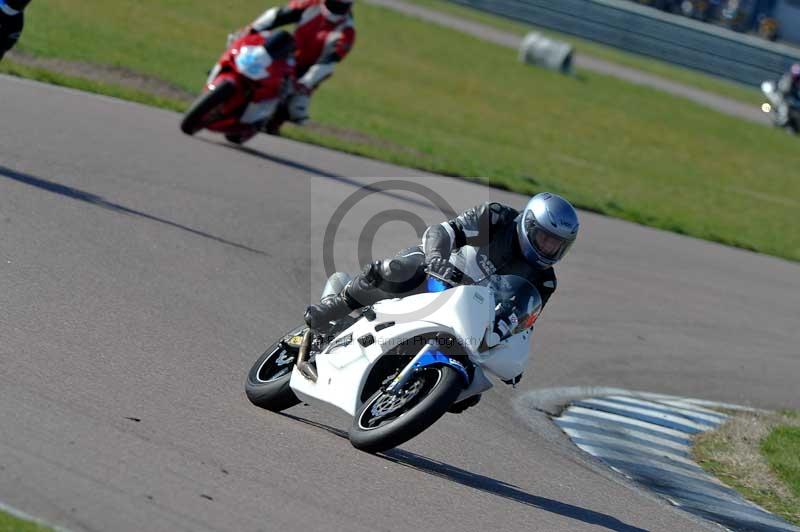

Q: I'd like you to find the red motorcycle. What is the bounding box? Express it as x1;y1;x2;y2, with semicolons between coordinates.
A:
180;30;295;144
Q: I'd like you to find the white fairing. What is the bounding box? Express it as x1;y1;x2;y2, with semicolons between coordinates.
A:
762;81;783;106
289;283;533;416
240;99;278;125
234;45;272;81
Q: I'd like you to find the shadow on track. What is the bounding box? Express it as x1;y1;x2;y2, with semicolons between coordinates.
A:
201;137;445;212
280;412;649;532
0;165;268;255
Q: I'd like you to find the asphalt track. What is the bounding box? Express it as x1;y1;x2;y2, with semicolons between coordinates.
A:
368;0;769;125
1;75;799;532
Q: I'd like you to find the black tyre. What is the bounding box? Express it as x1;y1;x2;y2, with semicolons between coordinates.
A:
349;365;464;453
245;327;306;411
263;104;289;136
225;133;247;145
180;80;237;136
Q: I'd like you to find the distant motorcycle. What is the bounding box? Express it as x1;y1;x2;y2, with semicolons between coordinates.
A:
180;30;295;144
761;81;799;134
245;249;542;453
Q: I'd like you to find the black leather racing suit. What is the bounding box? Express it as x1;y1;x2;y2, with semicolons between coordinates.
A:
342;202;557;312
778;73;800;106
0;0;25;59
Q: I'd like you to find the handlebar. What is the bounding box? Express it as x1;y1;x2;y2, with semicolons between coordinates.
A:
424;265;466;292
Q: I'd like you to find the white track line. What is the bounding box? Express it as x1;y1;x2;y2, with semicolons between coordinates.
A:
604;396;727;423
0;500;72;532
679;397;765;413
560;427;695;465
564;406;693;439
566;406;694;439
557;413;691;452
651;398;732;417
578;398;714;432
573;445;716;483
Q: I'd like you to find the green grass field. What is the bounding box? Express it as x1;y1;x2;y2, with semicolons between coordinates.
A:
0;509;53;532
4;0;800;261
763;419;800;500
694;411;800;525
406;0;764;106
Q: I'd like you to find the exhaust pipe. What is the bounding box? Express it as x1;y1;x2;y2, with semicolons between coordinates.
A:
295;329;318;382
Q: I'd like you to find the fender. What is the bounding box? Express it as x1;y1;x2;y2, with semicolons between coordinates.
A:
207;71;240;92
414;351;470;385
203;74;253;133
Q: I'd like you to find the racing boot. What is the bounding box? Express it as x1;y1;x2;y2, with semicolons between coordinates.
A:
303;289;360;333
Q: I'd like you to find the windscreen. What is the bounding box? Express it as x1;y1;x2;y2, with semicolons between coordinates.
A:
481;275;543;336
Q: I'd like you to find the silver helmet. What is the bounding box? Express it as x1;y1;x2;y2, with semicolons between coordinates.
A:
516;193;579;269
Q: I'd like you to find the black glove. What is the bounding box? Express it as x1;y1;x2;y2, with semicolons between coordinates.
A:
426;256;455;281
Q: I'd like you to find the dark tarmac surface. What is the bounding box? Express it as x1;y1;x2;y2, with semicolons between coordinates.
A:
1;76;798;532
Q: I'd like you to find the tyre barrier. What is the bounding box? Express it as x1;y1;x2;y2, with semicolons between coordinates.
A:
518;32;574;74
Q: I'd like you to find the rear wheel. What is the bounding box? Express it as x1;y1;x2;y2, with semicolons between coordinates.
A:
349;365;464;453
225;130;257;145
180;80;237;136
263;104;289;136
245;326;306;411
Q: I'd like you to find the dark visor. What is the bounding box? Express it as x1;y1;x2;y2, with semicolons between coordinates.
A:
326;0;351;14
525;217;573;262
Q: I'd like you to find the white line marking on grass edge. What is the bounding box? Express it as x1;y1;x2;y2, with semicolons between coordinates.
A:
0;500;73;532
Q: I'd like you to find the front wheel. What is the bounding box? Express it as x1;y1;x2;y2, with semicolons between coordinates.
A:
245;327;306;411
349;365;464;453
180;79;237;136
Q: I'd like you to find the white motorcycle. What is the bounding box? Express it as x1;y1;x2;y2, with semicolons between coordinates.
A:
761;80;799;134
245;251;542;453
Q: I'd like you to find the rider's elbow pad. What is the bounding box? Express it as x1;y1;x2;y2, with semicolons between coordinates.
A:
423;223;455;259
252;7;280;31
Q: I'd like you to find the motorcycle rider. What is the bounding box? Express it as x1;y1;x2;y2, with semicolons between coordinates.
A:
205;29;297;144
775;63;800;127
244;0;356;131
305;192;579;348
0;0;30;61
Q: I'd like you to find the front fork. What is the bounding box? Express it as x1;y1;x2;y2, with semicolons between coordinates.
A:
206;64;223;87
386;341;470;395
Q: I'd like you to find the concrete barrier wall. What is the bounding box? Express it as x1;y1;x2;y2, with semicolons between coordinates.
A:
447;0;800;85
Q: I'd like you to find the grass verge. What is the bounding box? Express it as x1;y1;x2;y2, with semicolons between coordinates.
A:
0;59;187;112
694;410;800;525
4;0;800;261
0;508;53;532
405;0;764;106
